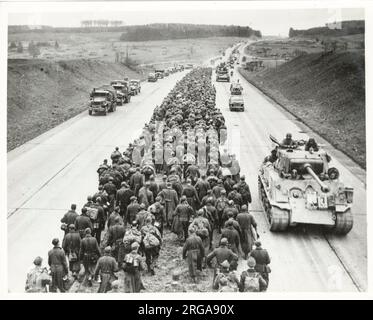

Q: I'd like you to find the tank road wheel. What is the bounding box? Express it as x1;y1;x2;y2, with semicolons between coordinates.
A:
332;209;353;235
269;207;289;232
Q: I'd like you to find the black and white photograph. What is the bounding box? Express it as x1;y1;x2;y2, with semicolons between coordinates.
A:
1;0;370;298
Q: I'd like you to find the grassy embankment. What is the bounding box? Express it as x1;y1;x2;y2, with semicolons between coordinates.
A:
239;42;365;168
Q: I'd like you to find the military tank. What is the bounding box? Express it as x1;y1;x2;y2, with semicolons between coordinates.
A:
258;135;354;235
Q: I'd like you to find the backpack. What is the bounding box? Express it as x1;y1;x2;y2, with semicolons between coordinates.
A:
243;272;260;292
86;206;99;221
216;198;227;212
143;232;160;249
194;219;209;239
123;254;139;274
123;229;142;250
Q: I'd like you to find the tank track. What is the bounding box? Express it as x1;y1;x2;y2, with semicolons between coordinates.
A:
331;209;353;235
258;175;290;232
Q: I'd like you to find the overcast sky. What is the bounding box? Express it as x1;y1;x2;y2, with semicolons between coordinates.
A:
7;2;365;36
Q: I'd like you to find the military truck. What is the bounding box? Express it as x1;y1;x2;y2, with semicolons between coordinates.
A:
148;73;157;82
230;82;243;95
89;86;117;115
229;95;244;111
258;136;353;234
110;80;131;104
129;79;141;95
155;69;165;79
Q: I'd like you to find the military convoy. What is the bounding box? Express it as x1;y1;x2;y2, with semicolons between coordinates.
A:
129;79;141;95
148;73;157;82
216;62;230;82
89;86;117;115
258;136;353;235
228;81;244;112
110;80;131;105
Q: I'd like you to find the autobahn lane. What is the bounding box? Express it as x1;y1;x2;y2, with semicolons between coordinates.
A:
213;64;366;291
7;71;188;293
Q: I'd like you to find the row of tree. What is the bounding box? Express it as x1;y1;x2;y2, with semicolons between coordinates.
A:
80;20;123;28
120;23;261;41
289;20;364;38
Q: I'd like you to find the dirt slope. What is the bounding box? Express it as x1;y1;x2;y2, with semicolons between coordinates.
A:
7;59;143;151
239;51;365;168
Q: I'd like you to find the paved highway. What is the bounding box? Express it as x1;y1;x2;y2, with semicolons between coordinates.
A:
213;44;366;291
8;47;366;293
7;71;188;292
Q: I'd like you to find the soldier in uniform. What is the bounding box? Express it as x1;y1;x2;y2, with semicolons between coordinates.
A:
215;189;229;233
305;138;319;152
236;205;257;259
249;241;271;287
60;204;78;237
75;207;93;239
281;133;297;148
138;181;154;209
79;228;101;286
182;228;205;283
221;220;240;256
94;246;119;293
158;182;179;227
158;175;168;193
25;256;50;293
116;182;134;221
62;224;81;278
103;177;117;210
48;238;68;293
148;175;159;200
126;196;141;225
148;197;166;236
130;167;145;197
107;206;123;229
97;159;109;177
213;260;239;291
107;216;126;267
182;178;200;213
195;175;211;202
141;217;162;275
123;242;146;293
173;196;194;241
239;257;267;292
207;238;238;277
185;164;200;186
236;175;252;208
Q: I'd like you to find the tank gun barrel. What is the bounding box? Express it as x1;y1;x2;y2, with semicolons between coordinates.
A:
304;163;329;193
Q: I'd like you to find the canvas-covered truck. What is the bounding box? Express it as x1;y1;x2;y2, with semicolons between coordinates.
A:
110;80;131;104
258;136;354;234
89;86;117;115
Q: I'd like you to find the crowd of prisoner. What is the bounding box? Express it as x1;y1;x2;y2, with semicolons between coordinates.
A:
25;68;271;293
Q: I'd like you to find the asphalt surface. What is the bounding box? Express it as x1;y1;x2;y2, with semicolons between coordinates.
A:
8;47;366;293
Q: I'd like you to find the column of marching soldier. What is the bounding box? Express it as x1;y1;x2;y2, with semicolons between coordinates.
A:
25;68;271;293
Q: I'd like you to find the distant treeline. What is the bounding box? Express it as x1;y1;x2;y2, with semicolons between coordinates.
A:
120;23;261;41
289;20;364;38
